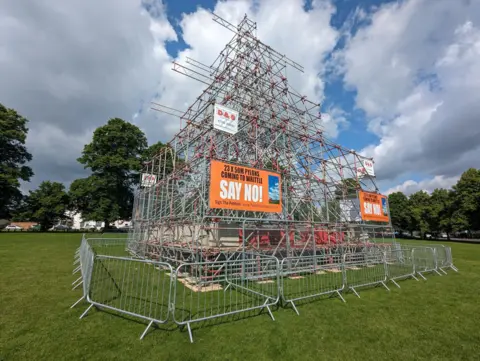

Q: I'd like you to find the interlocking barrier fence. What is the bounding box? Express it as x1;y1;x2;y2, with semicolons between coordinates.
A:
344;248;390;296
385;246;418;287
280;253;346;315
72;236;459;342
173;254;279;342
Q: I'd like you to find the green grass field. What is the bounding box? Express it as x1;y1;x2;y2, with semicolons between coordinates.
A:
1;233;479;361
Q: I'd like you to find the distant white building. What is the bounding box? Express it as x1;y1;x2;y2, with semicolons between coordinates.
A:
63;210;130;230
80;220;105;230
113;219;132;229
66;211;83;229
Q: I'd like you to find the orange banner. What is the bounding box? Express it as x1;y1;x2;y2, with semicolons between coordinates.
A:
209;160;282;213
359;191;390;223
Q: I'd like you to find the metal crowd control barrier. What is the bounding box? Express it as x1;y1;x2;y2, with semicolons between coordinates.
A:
410;246;443;279
433;245;448;274
72;238;84;290
344;250;390;297
71;236;129;299
83;255;173;339
71;237;459;342
172;253;279;343
280;254;345;315
444;246;458;272
71;236;95;308
71;236;173;339
385;247;418;287
424;244;458;274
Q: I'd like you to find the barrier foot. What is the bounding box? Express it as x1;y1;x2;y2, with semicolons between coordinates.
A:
381;281;390;292
336;290;346;303
289;302;300;316
140;320;154;340
440;268;448;275
187;323;194;343
412;275;419;281
72;280;83;291
79;304;94;319
434;269;443;276
70;296;84;309
417;272;427;281
72;276;82;286
73;266;81;274
391;279;401;288
266;304;276;321
451;265;459;272
224;284;231;292
350;287;360;298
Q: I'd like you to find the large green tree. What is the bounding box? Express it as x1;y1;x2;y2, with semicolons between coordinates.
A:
378;169;480;238
70;118;148;228
409;190;432;237
428;188;449;236
388;192;411;233
0;103;34;219
19;181;70;230
452;168;480;232
429;188;468;239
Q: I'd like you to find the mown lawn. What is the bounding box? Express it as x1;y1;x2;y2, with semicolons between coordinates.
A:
1;233;479;361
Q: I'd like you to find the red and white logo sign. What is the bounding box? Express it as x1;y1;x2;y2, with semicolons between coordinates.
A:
141;173;157;187
216;108;236;121
357;167;367;176
213;104;239;135
356;159;375;178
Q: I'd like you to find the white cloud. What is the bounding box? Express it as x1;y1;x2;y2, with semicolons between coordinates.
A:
337;0;480;183
0;0;177;189
0;0;343;190
384;175;460;196
319;106;349;138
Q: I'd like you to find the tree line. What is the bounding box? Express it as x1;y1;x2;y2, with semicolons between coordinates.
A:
388;169;480;239
1;102;173;230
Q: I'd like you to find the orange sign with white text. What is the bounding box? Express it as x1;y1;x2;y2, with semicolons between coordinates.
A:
209;160;282;213
359;191;390;223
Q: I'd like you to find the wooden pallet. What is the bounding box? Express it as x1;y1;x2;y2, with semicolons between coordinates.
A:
178;278;223;292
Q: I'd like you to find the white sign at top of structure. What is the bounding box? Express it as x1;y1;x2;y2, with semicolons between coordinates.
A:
213;103;239;135
356;159;375;178
141;173;157;187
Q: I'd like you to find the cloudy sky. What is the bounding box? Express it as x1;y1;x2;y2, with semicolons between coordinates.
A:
1;0;479;195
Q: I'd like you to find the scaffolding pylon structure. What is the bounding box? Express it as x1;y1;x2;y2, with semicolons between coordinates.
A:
129;13;393;263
